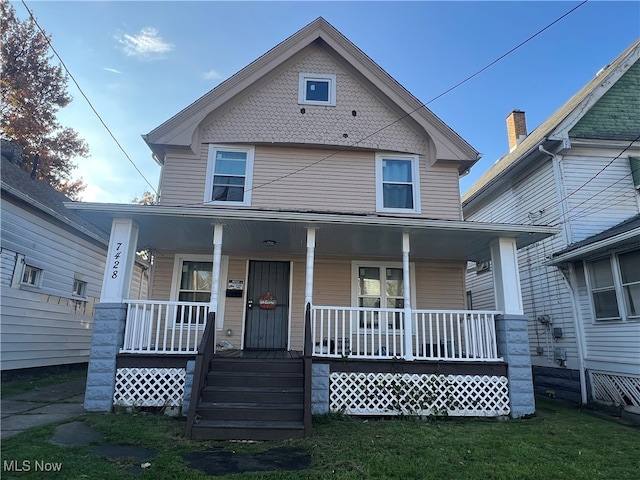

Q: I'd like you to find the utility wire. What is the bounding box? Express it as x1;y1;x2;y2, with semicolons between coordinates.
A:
20;0;159;196
244;0;590;195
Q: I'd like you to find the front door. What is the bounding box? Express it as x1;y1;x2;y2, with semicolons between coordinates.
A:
244;261;290;350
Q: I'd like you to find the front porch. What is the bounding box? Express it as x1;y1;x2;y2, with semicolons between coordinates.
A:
73;205;557;438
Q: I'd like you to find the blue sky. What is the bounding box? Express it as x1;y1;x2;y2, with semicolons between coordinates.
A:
13;1;640;203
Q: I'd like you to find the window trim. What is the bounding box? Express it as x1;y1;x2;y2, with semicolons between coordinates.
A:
350;261;417;329
298;73;336;106
204;145;255;206
72;278;88;299
21;264;43;287
585;250;639;323
375;153;421;213
170;254;229;330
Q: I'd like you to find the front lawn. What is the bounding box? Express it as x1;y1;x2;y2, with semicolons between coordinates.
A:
1;398;639;479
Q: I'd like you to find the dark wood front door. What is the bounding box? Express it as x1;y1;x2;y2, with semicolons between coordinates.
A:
244;261;290;350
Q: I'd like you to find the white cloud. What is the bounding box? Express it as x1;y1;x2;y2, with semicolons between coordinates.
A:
203;69;222;80
103;67;122;74
116;27;173;58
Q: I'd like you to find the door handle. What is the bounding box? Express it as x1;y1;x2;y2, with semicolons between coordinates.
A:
247;300;253;309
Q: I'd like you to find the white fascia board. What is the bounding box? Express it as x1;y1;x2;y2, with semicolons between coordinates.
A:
64;202;558;237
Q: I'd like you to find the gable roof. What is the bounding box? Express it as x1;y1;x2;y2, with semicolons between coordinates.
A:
143;17;479;173
1;153;108;244
463;38;640;206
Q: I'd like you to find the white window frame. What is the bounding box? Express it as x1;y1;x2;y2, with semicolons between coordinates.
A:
350;261;417;331
72;278;88;298
21;264;43;287
585;250;640;323
375;153;421;213
298;73;336;106
170;254;229;330
204;145;254;206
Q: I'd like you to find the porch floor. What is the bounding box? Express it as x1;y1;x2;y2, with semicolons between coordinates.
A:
214;349;303;360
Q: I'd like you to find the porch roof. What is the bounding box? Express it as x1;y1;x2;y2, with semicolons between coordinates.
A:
65;203;558;262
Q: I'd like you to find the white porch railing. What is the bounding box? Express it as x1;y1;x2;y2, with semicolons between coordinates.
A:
311;306;501;361
121;300;210;354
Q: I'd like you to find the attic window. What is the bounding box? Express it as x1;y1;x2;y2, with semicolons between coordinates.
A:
298;73;336;106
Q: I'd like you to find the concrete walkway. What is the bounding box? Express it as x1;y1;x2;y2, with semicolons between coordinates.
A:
1;377;87;439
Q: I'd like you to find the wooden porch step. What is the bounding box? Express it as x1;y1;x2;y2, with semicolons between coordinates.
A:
196;402;303;422
191;420;305;441
201;385;304;404
206;371;303;388
209;358;303;374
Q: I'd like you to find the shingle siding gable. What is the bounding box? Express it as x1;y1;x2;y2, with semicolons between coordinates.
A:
569;61;640;140
200;48;430;156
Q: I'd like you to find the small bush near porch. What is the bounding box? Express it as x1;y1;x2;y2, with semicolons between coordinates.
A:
2;398;638;479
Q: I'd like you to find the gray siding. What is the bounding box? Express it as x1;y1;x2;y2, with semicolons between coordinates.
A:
464;159;578;370
561;148;640;243
1;199;147;371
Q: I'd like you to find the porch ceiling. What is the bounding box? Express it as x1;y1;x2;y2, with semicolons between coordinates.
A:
65;203;559;262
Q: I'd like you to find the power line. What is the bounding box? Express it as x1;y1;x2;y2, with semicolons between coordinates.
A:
244;0;590;195
20;0;158;196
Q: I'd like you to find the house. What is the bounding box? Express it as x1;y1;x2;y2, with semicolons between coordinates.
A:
463;39;640;412
67;18;557;440
0;141;149;374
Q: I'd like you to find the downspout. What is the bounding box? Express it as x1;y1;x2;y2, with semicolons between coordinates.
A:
558;264;589;405
538;143;588;404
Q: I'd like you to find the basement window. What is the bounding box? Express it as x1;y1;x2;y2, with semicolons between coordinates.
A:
298;73;336;106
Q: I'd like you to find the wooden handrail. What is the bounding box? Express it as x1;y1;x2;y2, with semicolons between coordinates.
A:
304;302;312;358
185;311;216;438
303;302;312;436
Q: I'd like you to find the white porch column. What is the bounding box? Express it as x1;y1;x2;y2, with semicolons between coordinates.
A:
100;218;139;303
305;228;316;307
490;237;524;315
209;224;224;320
402;233;414;360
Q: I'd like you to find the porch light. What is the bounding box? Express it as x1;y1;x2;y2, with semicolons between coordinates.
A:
263;240;277;246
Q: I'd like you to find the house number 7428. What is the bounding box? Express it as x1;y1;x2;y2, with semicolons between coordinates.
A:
111;243;123;279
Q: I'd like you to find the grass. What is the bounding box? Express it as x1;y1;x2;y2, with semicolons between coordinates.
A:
1;396;639;479
1;367;87;399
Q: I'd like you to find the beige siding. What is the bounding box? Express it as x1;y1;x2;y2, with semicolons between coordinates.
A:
160;144;462;220
148;255;468;352
201;47;430;156
415;261;466;309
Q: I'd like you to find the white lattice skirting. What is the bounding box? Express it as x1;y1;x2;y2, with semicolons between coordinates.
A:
590;371;640;408
330;372;510;416
113;368;185;407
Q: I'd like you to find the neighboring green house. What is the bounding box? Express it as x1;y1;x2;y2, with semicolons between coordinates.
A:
463;39;640;412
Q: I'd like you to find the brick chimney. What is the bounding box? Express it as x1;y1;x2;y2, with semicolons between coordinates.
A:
506;110;527;152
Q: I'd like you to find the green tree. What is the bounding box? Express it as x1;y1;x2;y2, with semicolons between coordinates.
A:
1;1;87;199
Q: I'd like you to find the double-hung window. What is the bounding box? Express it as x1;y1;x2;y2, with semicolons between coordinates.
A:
586;250;640;322
375;153;421;213
205;145;254;205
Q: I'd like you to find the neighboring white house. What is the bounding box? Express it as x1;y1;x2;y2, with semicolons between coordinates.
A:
0;143;149;372
463;39;640;410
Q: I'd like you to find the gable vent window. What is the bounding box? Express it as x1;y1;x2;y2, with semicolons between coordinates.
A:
205;145;254;206
298;73;336;106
